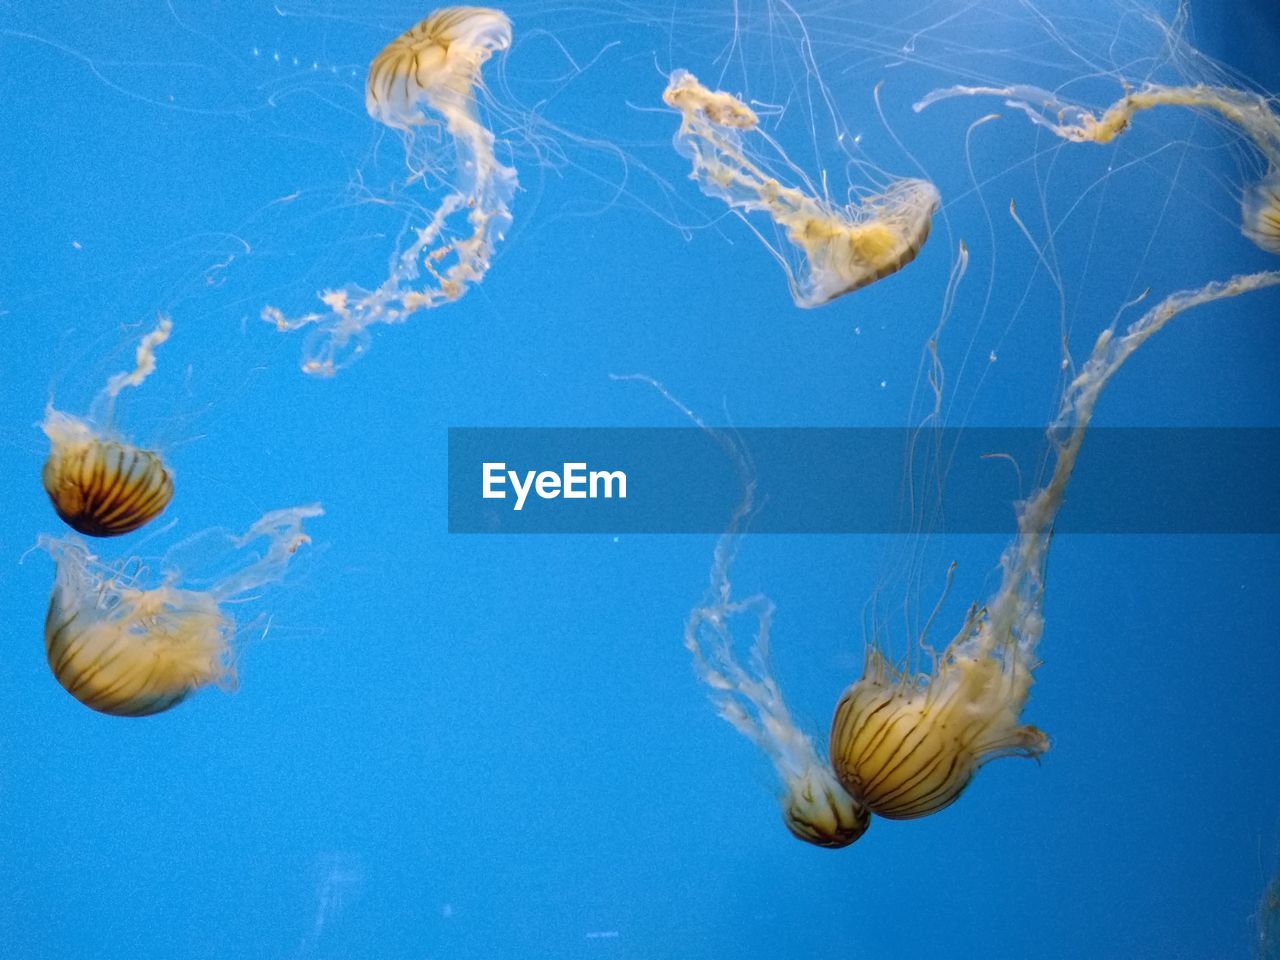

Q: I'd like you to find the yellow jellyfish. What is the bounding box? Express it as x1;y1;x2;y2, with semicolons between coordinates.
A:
662;69;940;308
915;80;1280;255
686;580;871;847
262;7;518;376
617;374;869;848
42;504;322;716
42;316;175;538
829;268;1280;819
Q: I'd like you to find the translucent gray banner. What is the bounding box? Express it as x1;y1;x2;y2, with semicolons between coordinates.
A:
447;428;1280;534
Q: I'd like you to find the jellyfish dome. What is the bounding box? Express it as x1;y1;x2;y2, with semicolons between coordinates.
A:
1243;172;1280;254
42;410;174;538
44;537;233;717
830;644;1049;819
41;317;175;538
366;6;512;132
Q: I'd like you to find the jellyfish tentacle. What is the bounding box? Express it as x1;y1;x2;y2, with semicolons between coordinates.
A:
916;82;1280;255
97;315;173;422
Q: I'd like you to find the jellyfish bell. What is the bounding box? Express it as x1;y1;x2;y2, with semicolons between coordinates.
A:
365;6;513;132
781;762;871;848
830;642;1048;820
1243;171;1280;255
41;409;174;538
663;69;940;308
43;537;232;717
41;316;175;538
41;504;322;717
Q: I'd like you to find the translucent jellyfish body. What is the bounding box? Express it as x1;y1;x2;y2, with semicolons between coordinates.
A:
829;269;1280;819
42;505;322;716
42;317;174;537
263;7;518;375
915;82;1280;256
663;70;940;308
619;374;869;848
687;591;870;847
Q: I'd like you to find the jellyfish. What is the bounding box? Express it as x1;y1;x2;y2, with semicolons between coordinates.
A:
261;7;518;376
662;69;940;308
616;374;869;848
829;267;1280;819
1259;865;1280;960
915;79;1280;255
686;569;871;847
42;316;175;537
41;504;322;716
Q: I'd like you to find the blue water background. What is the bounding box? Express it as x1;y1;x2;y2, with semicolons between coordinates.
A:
0;1;1277;958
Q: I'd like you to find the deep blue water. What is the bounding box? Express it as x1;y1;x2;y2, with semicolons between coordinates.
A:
1;2;1278;958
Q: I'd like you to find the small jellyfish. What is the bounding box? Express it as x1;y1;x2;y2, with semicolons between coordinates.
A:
42;317;174;537
691;593;870;849
915;81;1280;255
263;7;518;376
1258;866;1280;960
617;374;868;848
42;505;322;716
686;588;870;847
830;268;1280;819
663;70;940;308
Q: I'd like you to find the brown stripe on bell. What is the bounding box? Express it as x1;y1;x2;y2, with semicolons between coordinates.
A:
829;648;1049;819
42;427;173;537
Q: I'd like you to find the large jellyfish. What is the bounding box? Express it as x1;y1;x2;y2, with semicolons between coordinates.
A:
618;375;869;848
41;505;322;716
829;268;1280;819
915;74;1280;255
662;70;940;308
262;7;518;376
42;316;175;538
